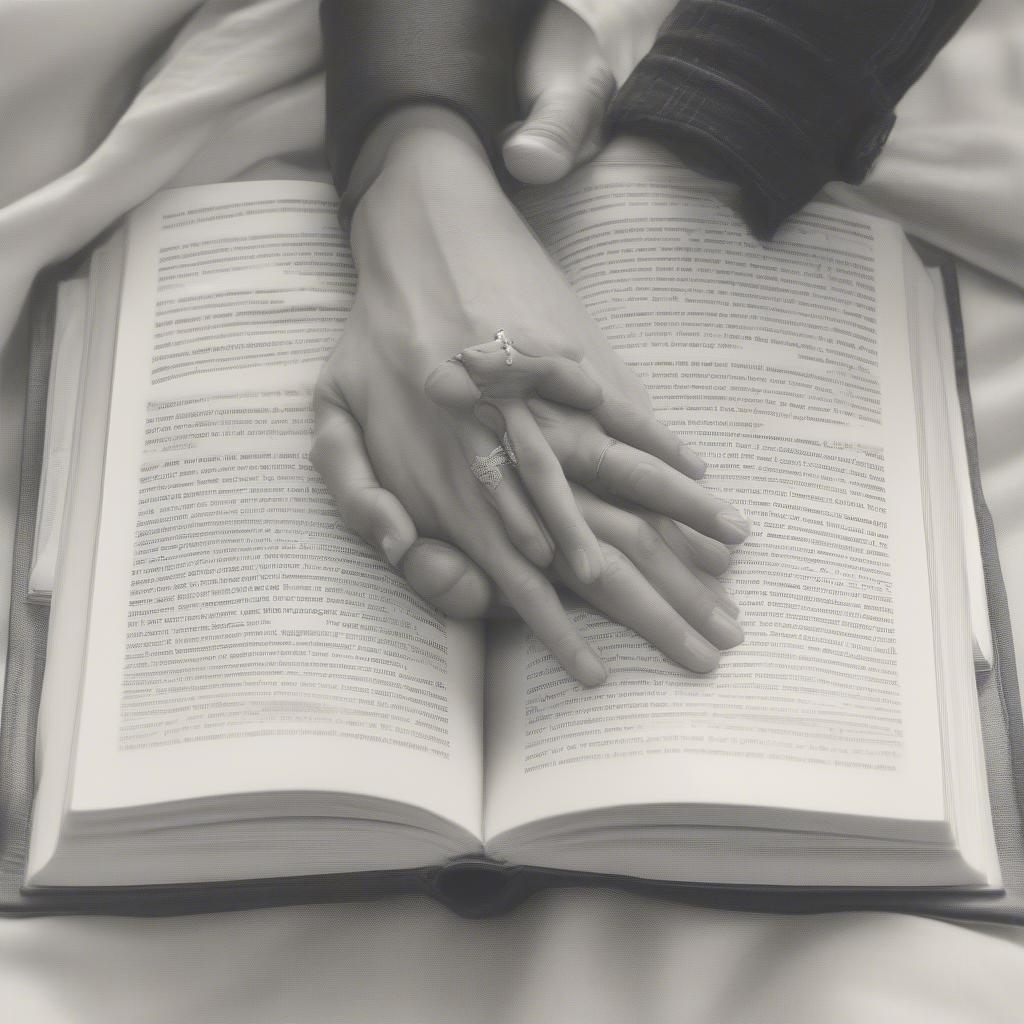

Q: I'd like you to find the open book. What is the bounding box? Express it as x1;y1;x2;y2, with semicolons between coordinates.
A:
25;153;1001;902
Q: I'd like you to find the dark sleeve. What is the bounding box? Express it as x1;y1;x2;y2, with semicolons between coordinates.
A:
606;0;980;238
320;0;539;195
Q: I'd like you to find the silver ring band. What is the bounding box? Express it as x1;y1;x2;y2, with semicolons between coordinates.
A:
595;438;618;478
500;431;518;467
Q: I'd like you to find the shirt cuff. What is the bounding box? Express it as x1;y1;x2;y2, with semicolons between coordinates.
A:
320;0;534;197
606;0;912;238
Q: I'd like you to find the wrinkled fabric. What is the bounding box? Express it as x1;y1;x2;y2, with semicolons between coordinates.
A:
0;0;324;352
1;0;1022;357
1;897;1024;1023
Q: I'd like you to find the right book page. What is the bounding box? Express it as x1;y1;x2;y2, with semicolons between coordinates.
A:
484;157;952;845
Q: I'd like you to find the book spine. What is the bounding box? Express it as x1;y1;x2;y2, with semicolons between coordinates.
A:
422;856;541;918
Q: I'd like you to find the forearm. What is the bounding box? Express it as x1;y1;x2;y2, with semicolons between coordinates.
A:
346;104;617;379
346;106;522;372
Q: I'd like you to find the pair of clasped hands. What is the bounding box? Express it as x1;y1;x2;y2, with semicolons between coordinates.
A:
312;4;750;687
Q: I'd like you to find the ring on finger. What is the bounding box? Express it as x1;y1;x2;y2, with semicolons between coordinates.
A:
595;438;618;479
495;328;515;366
470;432;518;489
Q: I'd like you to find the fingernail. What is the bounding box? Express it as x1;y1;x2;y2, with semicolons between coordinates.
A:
680;445;707;479
717;592;740;617
380;533;404;567
505;134;573;185
715;510;751;544
571;547;601;585
684;634;720;673
573;648;608;688
527;533;555;568
708;606;744;648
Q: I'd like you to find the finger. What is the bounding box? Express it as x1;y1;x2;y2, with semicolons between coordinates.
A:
450;412;554;569
311;392;417;567
485;398;604;585
401;539;507;619
504;67;614;185
690;564;740;617
424;357;481;415
534;409;745;547
459;343;602;409
593;441;751;545
641;514;733;578
555;542;722;674
589;390;707;479
574;489;743;650
630;512;737;609
466;531;608;687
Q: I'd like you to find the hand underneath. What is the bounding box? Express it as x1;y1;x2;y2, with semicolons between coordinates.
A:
312;106;746;683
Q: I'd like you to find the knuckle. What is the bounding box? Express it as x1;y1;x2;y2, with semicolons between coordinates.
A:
529;108;576;148
565;446;595;482
580;61;615;103
514;442;544;474
516;444;557;479
338;506;368;540
505;567;549;606
596;546;632;585
408;548;473;602
610;397;641;429
311;404;349;450
630;521;663;562
365;487;391;527
309;427;350;479
705;542;733;574
625;459;658;491
549;626;582;661
564;427;607;483
692;587;721;625
339;492;372;533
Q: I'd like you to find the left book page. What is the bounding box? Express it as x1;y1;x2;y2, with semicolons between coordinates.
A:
28;275;88;603
52;182;484;840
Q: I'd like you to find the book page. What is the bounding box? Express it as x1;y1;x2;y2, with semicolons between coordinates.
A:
485;159;947;841
28;275;88;602
28;232;127;881
925;266;992;670
68;182;483;839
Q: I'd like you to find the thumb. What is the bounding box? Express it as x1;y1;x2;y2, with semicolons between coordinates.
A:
503;63;614;185
402;539;509;619
311;391;418;569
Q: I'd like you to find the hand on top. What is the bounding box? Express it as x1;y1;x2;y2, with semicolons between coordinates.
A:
312;99;748;685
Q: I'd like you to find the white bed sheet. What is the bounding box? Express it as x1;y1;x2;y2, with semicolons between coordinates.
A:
1;2;1023;1021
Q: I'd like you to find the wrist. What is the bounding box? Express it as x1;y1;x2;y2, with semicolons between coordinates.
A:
343;104;495;217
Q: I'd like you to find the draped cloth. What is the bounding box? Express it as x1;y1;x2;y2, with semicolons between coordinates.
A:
1;2;1023;1021
0;0;1020;354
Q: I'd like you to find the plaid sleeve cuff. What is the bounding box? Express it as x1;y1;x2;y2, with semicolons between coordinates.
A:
606;0;931;238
